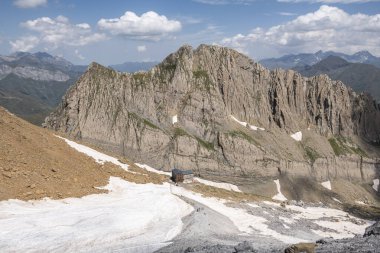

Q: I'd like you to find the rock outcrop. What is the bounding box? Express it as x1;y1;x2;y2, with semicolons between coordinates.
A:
45;44;380;186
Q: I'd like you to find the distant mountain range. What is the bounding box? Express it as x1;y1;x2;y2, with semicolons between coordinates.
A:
260;50;380;70
109;61;158;72
0;52;86;125
294;56;380;102
0;52;158;125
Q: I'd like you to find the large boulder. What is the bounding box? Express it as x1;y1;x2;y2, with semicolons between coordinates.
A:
364;221;380;237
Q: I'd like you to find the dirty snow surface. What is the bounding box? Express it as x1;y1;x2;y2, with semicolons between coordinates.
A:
194;177;241;192
272;179;287;201
321;180;332;190
0;178;193;253
171;185;371;245
373;179;379;192
290;131;302;141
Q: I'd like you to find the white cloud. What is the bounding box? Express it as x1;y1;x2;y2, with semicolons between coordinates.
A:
10;36;39;52
137;45;147;52
193;0;255;4
278;12;298;16
13;0;47;8
19;15;107;49
220;5;380;58
74;49;85;60
278;0;380;3
98;11;181;40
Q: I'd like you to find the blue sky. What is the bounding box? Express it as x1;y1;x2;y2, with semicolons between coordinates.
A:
0;0;379;65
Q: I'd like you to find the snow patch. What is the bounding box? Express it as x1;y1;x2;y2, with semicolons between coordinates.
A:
172;115;178;125
0;177;193;252
287;204;370;239
290;131;302;141
230;115;265;131
248;203;260;208
332;198;342;204
249;125;265;131
279;216;295;224
355;201;367;206
57;137;130;171
194;177;241;192
321;181;332;190
313;219;368;239
272;179;287;202
136;163;171;176
373;179;379;192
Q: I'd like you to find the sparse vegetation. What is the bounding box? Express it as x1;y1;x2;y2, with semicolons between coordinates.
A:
174;127;189;137
228;130;259;146
159;63;177;83
193;69;214;91
112;104;121;126
350;146;367;157
128;112;160;130
143;119;159;129
328;136;367;157
195;136;214;150
132;72;150;89
304;146;320;163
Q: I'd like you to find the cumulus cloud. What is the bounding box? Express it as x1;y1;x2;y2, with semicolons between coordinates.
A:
220;5;380;58
278;0;380;3
13;0;47;8
98;11;181;40
10;36;39;52
137;45;147;52
18;15;107;49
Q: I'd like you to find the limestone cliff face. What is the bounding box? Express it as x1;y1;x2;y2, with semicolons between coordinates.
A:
45;45;380;183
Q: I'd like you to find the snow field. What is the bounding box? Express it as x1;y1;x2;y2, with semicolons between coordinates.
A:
0;178;193;253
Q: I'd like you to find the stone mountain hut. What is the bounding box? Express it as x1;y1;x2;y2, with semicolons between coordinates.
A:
172;168;194;183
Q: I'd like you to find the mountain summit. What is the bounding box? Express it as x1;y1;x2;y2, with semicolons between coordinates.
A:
45;44;380;197
260;50;380;70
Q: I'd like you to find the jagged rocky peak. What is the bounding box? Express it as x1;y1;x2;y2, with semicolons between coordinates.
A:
45;44;380;185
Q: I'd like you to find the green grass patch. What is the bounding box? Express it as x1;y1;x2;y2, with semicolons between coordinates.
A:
228;130;259;146
328;137;367;157
143;119;159;129
350;146;367;157
195;136;214;150
328;138;347;156
304;146;320;163
173;127;189;137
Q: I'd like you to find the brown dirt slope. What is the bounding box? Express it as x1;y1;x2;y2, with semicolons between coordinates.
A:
0;107;166;201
